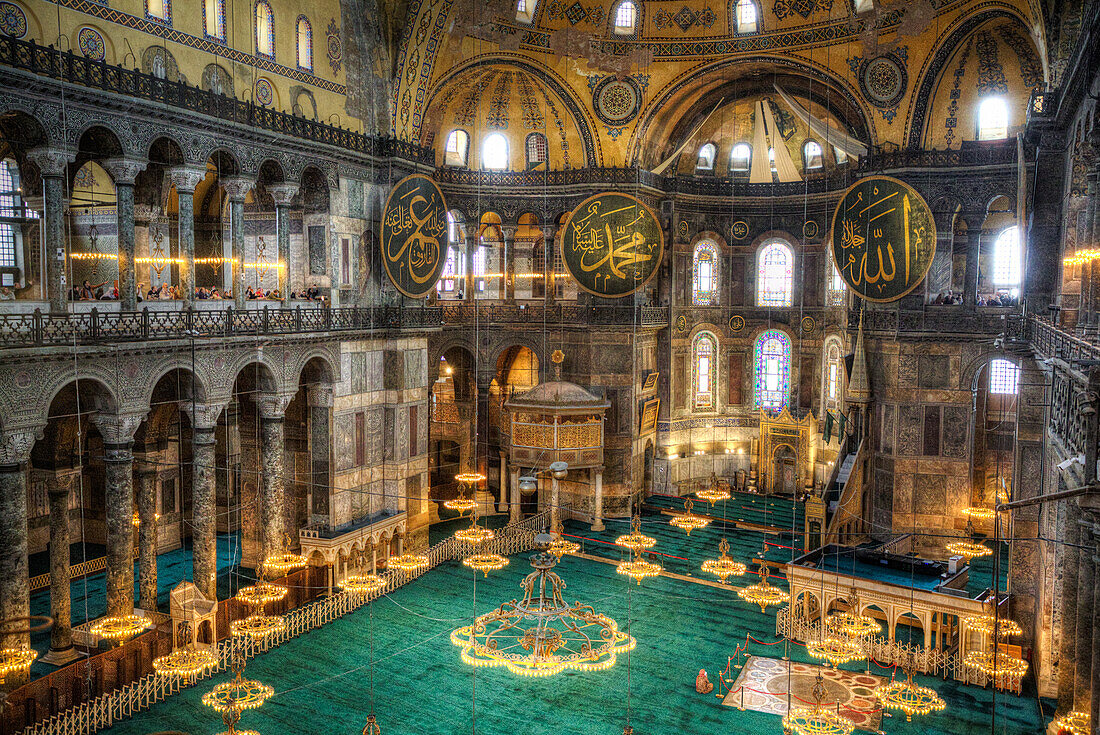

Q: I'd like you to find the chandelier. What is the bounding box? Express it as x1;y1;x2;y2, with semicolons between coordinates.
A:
153;645;219;678
782;674;855;735
236;582;288;607
874;667;946;722
454;519;495;545
701;538;746;583
616;515;656;551
963;649;1028;681
962;506;996;521
737;562;789;613
444;495;478;515
806;635;865;667
617;550;663;585
462;553;510;576
547;521;580;559
451;535;635;676
827;611;880;639
388;553;430;574
262;536;308;577
202;665;275;735
946;520;992;562
230;614;286;640
669;499;710;535
696;474;730;505
89;614;154;641
0;647;36;677
341;573;387;595
1052;710;1091;735
963;613;1022;639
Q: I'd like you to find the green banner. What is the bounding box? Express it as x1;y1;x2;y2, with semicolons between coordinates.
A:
380;174;449;299
830;176;936;302
561;192;664;298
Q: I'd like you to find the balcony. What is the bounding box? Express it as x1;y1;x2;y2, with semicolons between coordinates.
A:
852;306;1024;338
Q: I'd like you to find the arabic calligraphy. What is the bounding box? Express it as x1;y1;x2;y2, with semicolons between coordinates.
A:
830;176;936;303
561;193;664;298
380;174;449;298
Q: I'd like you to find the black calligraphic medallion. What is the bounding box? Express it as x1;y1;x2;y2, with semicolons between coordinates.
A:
380;174;449;298
830;176;936;303
561;192;664;298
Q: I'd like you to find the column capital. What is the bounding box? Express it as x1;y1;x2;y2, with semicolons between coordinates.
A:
221;176;255;202
268;183;299;206
0;427;42;467
257;392;294;420
307;385;334;408
167;165;208;194
91;411;144;448
180;401;225;432
26;147;75;178
100;157;149;186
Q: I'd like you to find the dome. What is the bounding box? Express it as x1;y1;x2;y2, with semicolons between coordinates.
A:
506;380;610;411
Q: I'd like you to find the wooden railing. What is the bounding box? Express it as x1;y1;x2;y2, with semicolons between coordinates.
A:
824;437;867;546
28;557;108;593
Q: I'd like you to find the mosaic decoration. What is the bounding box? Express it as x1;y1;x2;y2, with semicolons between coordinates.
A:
725;657;885;732
453;77;489;127
326;18;341;74
561;192;663;298
754;330;791;411
486;72;512;130
803;220;819;239
653;5;716;30
534;77;573;168
77;26;106;59
943;38;974;147
729;314;744;332
546;0;605;25
857;54;907;109
0;2;27;38
692;240;718;305
731;220;749;240
254;77;274;106
975;31;1008;94
516;74;545;129
676;220;689;239
830;176;936;302
800;315;816;334
997;26;1041;90
773;0;831;20
591;75;643;127
749;98;797;139
380;174;449;298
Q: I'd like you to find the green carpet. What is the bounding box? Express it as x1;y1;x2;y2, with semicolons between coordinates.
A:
100;553;1047;735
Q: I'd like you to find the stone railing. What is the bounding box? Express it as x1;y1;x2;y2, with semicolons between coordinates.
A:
852;306;1024;337
436;303;668;328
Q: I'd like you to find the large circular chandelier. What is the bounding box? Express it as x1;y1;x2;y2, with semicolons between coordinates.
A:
696;475;730;505
874;668;945;722
669;499;710;535
617;551;663;585
444;495;478;515
963;649;1028;680
462;553;510;576
202;671;274;713
1052;710;1091;735
454;520;495;545
827;611;881;639
262;536;308;577
230;614;286;640
451;535;635;677
806;635;865;667
737;562;789;613
616;515;656;551
153;646;218;678
946;540;992;561
782;674;855;735
962;506;996;521
89;614;154;641
701;538;746;583
340;573;386;595
236;582;288;607
0;647;37;677
547;521;580;559
963;614;1022;638
388;553;430;574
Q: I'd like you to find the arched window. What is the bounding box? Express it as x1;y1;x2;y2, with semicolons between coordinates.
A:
473;246;487;292
696;143;716;171
255;0;275;58
613;0;637;33
0;161;18;268
978;97;1008;141
482;133;509;170
204;0;225;39
438;213;463;294
516;0;538;23
444;129;469;167
853;0;872;12
757;240;793;307
822;337;843;412
735;0;757;32
755;330;791;411
826;256;847;306
147;0;171;23
296;16;313;70
730;143;751;171
989;358;1020;395
526;133;548;169
693;332;718;409
992;225;1021;292
692;240;718;305
803;140;823;169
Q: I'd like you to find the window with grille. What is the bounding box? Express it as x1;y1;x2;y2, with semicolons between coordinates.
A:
736;0;756;31
296;16;313;70
992;226;1021;289
614;0;636;32
692;240;718;305
693;332;717;409
990;358;1019;395
696;143;716;170
978;97;1008;141
755;330;791;410
482;133;508;170
730;143;751;171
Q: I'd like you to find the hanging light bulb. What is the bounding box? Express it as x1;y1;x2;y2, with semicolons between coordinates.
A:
669;499;710;535
153;646;219;678
701;538;746;583
616;515;656;551
617;549;662;585
874;666;946;722
462;553;510;576
737;561;789;613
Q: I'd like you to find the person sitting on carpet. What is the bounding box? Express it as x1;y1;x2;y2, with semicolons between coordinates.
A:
696;669;713;694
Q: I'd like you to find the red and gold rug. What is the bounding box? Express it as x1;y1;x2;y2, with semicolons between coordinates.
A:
722;655;885;732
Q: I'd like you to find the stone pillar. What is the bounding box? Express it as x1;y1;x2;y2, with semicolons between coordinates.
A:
1075;518;1095;712
307;385;333;523
370;542;377;573
169;166;207;306
1084;174;1099;324
93;412;143;617
222;177;253;310
258;394;292;560
26;148;74;313
963;217;982;307
1092;520;1100;732
503;229;515;302
1090;171;1100;327
102;158;148;311
269;184;298;304
134;459;159;611
550;476;561;532
183;402;222;601
1059;501;1082;712
465;236;476;300
498;451;508;513
0;430;36;661
42;472;80;664
510;467;520;523
592;469;605;531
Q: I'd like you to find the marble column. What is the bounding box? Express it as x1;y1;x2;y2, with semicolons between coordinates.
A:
963;218;982;307
183;402;222;600
269;184;298;304
0;430;37;652
169;166;207;306
222;177;253;310
258;394;292;560
1059;501;1082;712
26;148;74;313
550;476;561;532
134;459;158;611
592;469;605;532
465;237;476;300
503;230;515;302
510;467;520;523
1084;174;1099;325
42;472;79;664
498;451;508;513
1075;519;1095;712
93;413;143;617
102;158;148;311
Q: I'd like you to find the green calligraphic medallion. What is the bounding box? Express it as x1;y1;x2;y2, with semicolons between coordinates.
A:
561;192;664;298
830;176;936;303
380;174;449;298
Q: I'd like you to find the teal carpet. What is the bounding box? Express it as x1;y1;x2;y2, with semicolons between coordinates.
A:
99;552;1047;735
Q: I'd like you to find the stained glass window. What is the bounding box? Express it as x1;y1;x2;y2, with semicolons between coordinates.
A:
822;337;843;411
757;240;793;306
990;358;1019;395
992;225;1021;290
204;0;226;39
296;16;313;71
614;0;636;32
755;330;791;411
255;0;275;59
692;240;718;305
147;0;171;24
693;331;717;410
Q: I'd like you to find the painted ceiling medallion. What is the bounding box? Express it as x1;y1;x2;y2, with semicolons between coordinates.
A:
731;221;749;240
729;315;745;333
592;75;642;127
0;1;27;38
78;27;106;61
859;55;908;109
